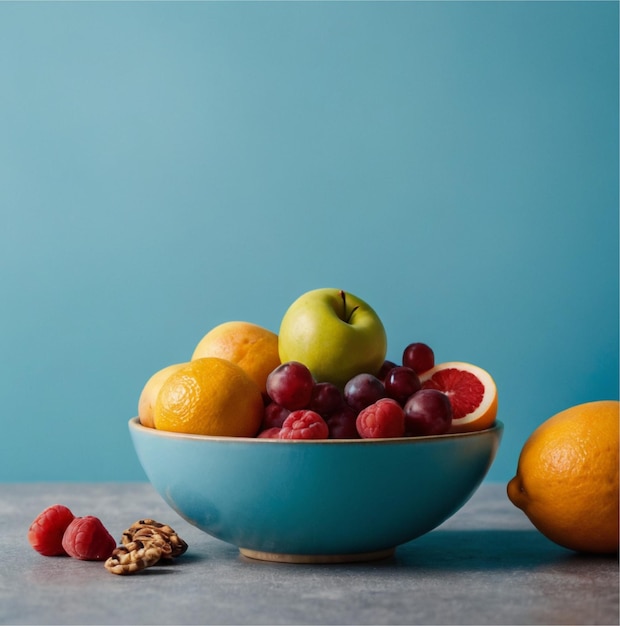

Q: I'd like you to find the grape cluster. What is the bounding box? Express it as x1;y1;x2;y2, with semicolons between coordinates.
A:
259;342;453;440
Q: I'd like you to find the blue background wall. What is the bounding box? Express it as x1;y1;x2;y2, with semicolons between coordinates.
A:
1;1;617;483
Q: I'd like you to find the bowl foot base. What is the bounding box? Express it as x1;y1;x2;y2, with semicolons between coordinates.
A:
239;547;395;564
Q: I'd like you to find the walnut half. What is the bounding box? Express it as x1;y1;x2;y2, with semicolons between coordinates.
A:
105;519;188;575
104;540;162;575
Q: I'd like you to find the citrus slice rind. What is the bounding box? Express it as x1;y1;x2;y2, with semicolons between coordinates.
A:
419;361;498;433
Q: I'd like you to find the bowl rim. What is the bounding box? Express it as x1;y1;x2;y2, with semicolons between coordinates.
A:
129;416;503;445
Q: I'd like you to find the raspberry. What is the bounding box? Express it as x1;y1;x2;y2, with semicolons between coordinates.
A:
257;427;281;438
279;410;329;440
28;504;75;556
356;398;406;439
62;516;117;561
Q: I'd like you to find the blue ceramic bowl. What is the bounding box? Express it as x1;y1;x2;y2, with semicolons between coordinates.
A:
129;417;502;563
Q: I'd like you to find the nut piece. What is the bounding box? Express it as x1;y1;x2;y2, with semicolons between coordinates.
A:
128;527;173;559
122;519;188;559
104;540;162;575
105;518;188;575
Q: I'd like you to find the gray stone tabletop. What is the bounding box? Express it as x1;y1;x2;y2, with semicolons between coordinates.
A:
1;482;617;625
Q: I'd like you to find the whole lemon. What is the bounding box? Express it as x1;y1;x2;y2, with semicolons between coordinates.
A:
154;357;264;437
507;400;619;554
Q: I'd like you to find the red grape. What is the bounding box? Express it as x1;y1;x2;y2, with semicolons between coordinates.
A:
384;366;421;406
377;359;398;381
402;342;435;375
326;405;359;439
266;361;314;410
403;389;452;436
262;402;290;429
307;382;343;417
344;373;386;413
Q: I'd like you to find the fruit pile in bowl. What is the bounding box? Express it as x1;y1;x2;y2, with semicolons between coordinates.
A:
130;288;503;562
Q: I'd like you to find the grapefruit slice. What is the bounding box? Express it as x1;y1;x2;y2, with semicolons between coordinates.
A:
419;361;498;433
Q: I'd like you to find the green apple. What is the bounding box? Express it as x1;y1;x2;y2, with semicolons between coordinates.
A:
278;288;388;389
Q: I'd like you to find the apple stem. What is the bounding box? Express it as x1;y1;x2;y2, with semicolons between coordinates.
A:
347;306;359;323
339;290;359;324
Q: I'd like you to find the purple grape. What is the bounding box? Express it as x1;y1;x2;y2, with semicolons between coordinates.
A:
402;342;435;375
307;382;344;417
326;405;359;439
403;389;452;436
262;402;290;429
384;366;421;406
266;361;314;410
344;373;386;413
377;359;398;381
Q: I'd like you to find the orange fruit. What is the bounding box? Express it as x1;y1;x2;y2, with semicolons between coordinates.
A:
507;400;619;554
419;361;498;432
191;321;280;394
138;363;187;428
153;357;264;437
